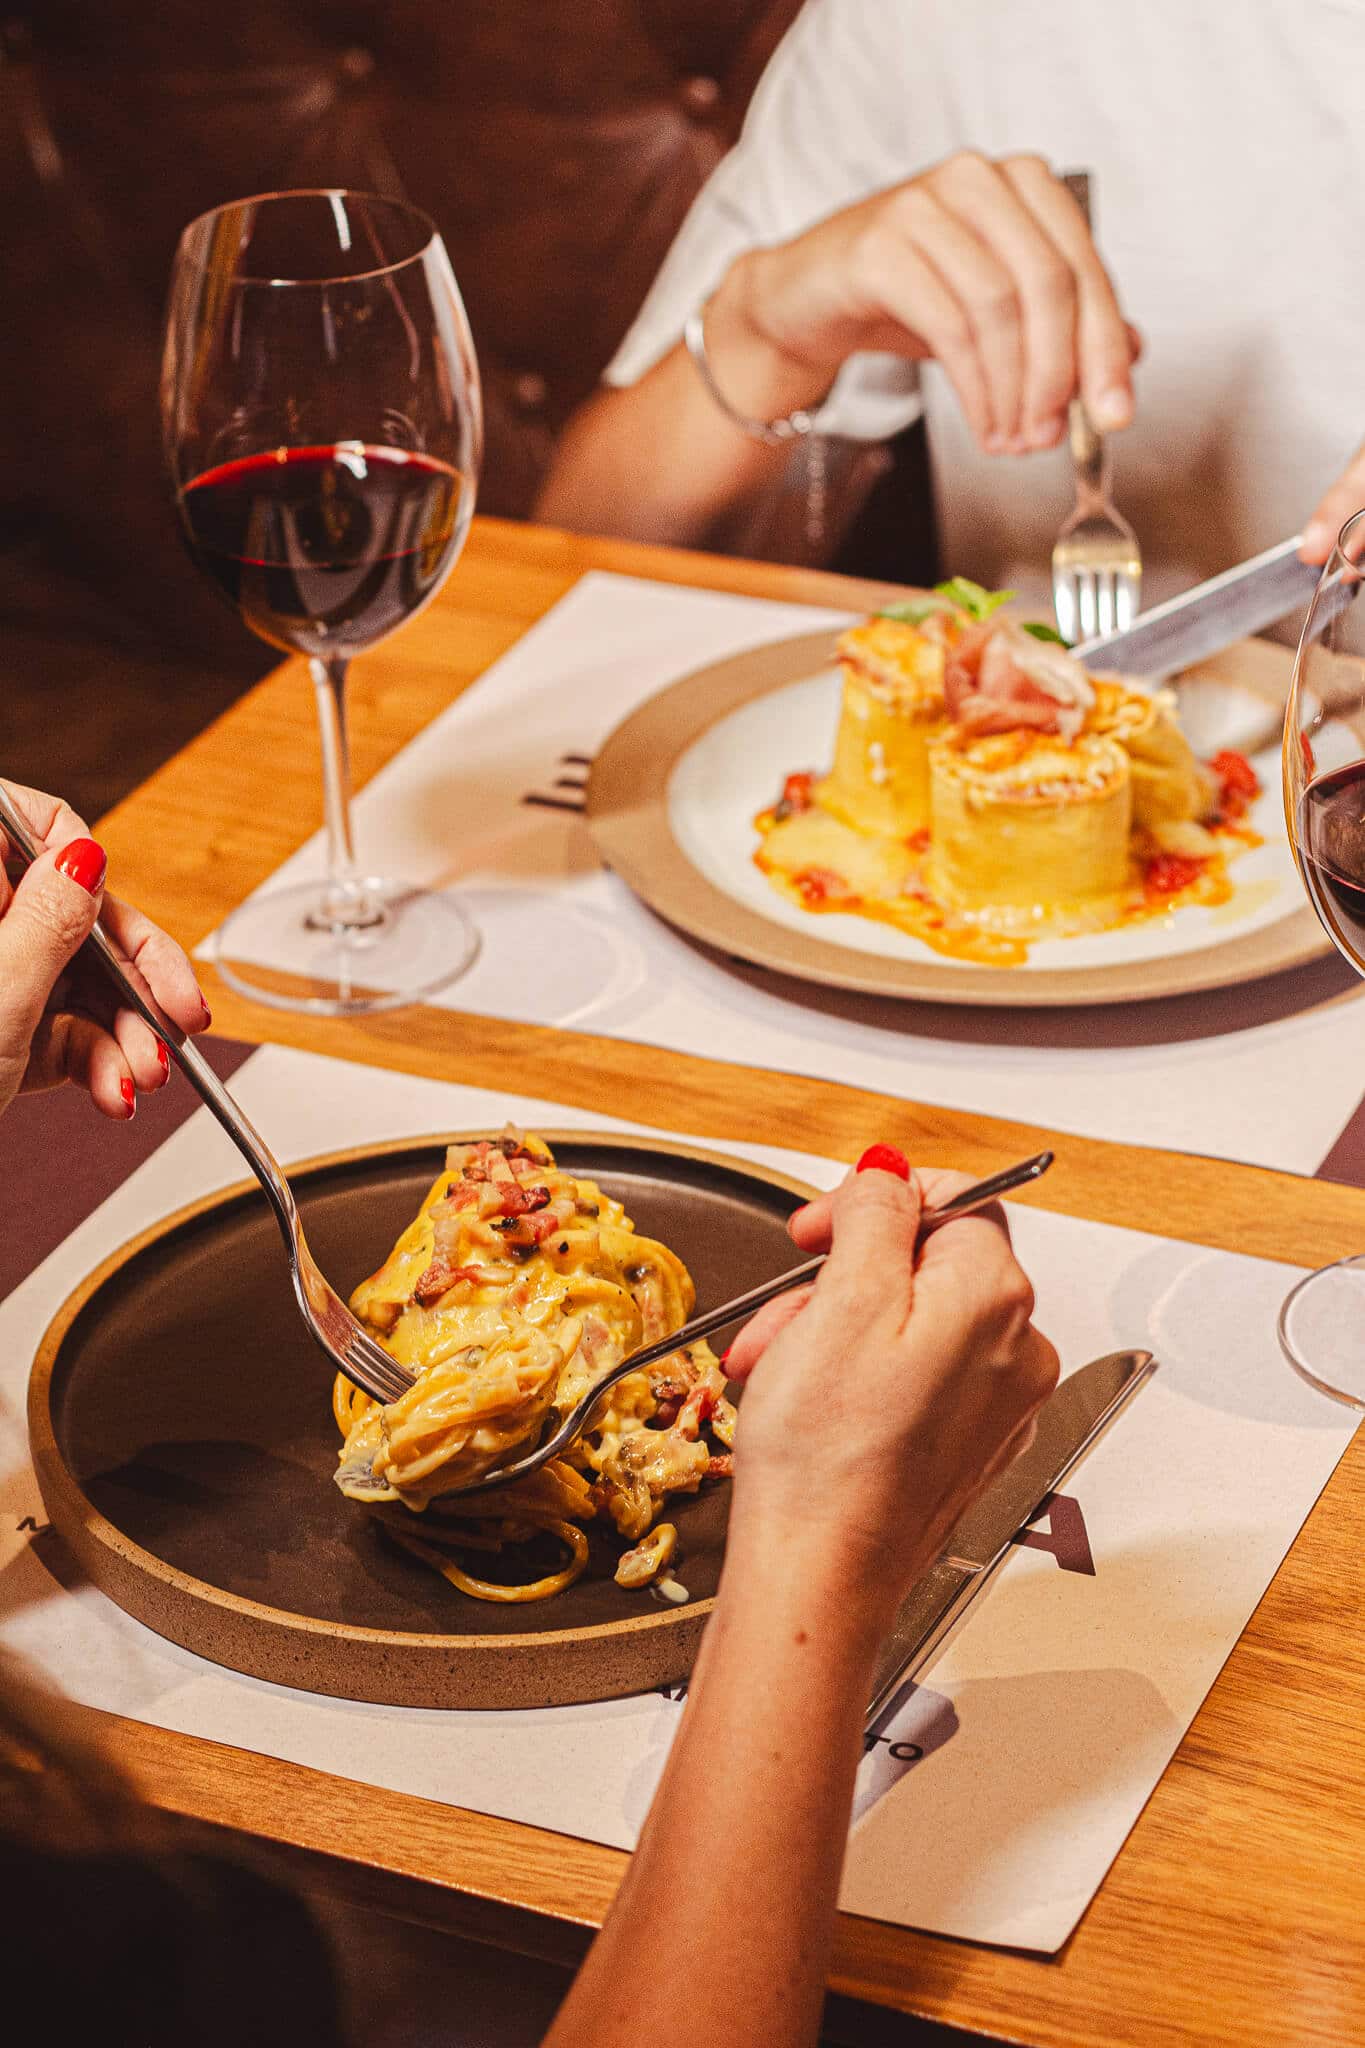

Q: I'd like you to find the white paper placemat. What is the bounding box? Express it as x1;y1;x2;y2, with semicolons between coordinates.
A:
203;569;1365;1176
1;1047;1355;1953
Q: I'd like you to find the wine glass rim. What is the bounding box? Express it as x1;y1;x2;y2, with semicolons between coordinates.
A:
173;188;442;287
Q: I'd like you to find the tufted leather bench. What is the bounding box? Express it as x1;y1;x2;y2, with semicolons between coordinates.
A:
2;4;932;811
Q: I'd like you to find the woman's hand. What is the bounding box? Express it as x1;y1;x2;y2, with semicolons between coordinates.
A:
705;152;1140;458
1301;445;1365;563
0;780;210;1121
724;1147;1059;1625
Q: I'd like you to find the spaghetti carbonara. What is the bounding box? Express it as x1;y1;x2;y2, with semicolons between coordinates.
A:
333;1130;734;1603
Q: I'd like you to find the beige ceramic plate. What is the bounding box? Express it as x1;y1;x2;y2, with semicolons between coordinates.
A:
29;1131;813;1710
587;628;1331;1006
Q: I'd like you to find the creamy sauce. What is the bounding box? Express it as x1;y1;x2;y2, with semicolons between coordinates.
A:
754;801;1258;968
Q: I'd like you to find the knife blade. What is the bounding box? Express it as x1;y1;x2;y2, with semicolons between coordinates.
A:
864;1347;1155;1731
1071;536;1320;678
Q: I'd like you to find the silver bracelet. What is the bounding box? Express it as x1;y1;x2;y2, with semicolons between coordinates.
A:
683;303;827;446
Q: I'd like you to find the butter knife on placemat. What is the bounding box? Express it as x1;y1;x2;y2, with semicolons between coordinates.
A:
1072;537;1323;678
865;1347;1155;1731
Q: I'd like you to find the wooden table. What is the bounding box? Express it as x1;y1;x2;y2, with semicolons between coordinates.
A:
88;519;1365;2045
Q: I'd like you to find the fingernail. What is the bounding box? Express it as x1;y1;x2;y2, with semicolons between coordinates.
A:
54;837;107;896
1092;388;1131;430
719;1346;731;1367
120;1076;136;1119
156;1039;170;1079
197;992;213;1029
984;432;1005;454
856;1143;911;1179
1031;414;1065;447
1301;521;1331;557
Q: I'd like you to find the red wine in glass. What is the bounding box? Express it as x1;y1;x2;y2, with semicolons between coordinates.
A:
161;190;482;1016
180;445;467;658
1295;761;1365;972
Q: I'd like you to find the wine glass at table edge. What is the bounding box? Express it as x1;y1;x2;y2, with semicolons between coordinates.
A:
160;190;482;1015
1281;505;1365;1408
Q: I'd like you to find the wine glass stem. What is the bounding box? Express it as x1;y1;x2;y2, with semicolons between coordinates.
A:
309;656;383;931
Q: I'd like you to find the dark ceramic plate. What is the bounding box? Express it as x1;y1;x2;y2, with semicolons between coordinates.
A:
30;1132;812;1708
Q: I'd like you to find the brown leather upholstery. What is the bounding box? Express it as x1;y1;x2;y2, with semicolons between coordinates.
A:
3;2;806;655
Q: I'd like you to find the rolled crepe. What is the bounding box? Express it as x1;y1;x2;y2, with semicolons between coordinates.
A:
928;728;1133;914
1087;679;1216;827
820;616;947;837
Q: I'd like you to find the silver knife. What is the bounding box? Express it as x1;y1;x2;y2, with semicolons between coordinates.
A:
864;1347;1155;1731
1072;536;1321;678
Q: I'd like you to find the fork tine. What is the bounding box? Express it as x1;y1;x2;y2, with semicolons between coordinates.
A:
1096;569;1116;639
353;1335;413;1404
1053;574;1078;645
1076;570;1099;641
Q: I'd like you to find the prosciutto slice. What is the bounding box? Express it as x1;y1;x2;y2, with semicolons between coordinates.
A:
945;619;1095;738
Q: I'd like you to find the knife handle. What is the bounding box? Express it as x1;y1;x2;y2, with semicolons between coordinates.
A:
864;1557;982;1734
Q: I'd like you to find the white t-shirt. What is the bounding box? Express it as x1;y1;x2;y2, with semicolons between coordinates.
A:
606;0;1365;604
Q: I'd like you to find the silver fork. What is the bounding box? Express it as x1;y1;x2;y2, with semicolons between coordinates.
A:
436;1149;1054;1498
0;785;415;1407
1050;171;1142;644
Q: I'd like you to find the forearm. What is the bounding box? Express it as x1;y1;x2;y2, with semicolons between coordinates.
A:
543;1526;892;2048
534;257;826;548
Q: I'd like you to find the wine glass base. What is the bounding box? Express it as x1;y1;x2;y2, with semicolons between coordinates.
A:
211;877;479;1017
1277;1255;1365;1412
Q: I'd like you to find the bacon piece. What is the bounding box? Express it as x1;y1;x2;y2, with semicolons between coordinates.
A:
413;1258;485;1306
506;1182;552;1216
676;1383;716;1441
705;1454;734;1478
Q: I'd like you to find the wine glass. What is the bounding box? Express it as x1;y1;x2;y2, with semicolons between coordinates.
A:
1280;507;1365;1406
161;190;482;1015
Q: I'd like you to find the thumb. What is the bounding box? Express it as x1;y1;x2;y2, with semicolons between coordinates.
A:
0;837;106;1054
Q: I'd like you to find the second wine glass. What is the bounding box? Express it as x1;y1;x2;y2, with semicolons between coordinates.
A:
161;189;482;1015
1281;508;1365;1406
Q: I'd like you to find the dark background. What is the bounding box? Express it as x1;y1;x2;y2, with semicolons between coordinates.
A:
3;3;935;823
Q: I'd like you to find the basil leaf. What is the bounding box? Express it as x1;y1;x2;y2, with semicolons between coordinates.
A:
877;597;953;624
935;576;1017;622
879;579;1019;626
1021;621;1073;647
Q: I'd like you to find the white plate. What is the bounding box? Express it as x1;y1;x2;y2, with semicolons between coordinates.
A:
587;627;1333;1006
668;666;1324;975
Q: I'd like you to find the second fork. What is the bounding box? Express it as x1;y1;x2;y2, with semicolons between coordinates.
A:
1050;170;1142;644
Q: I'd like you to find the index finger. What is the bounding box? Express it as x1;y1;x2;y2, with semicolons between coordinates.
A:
1000;157;1136;430
802;1168;922;1335
789;1164;1005;1251
0;780;93;864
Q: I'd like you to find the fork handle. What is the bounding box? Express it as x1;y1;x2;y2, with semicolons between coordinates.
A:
0;783;300;1240
1068;398;1109;501
1059;169;1112;500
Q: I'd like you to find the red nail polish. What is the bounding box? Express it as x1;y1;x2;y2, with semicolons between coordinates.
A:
54;837;107;896
120;1076;136;1118
156;1040;170;1078
719;1346;731;1367
856;1143;910;1180
197;992;213;1029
